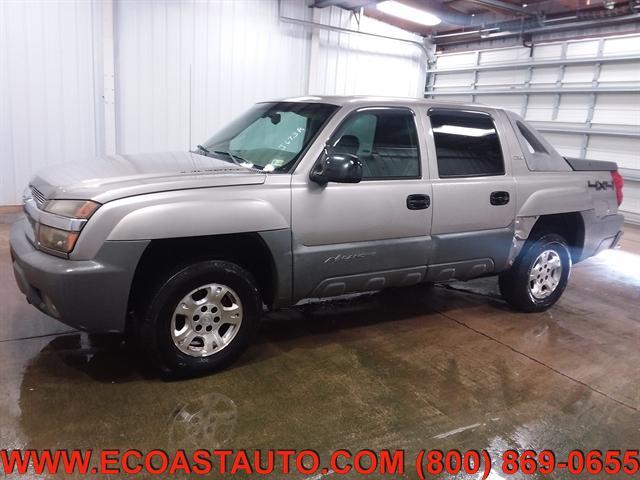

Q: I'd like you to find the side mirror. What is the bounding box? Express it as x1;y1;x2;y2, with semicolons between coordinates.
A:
310;152;363;184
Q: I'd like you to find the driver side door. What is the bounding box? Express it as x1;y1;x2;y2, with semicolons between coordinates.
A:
290;106;433;301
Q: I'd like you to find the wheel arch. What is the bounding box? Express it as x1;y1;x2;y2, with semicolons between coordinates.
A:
528;212;585;264
127;232;286;324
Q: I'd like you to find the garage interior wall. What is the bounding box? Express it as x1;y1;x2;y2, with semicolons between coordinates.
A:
428;30;640;224
0;0;426;206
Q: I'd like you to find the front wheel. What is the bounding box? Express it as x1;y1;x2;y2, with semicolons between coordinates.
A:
499;233;572;313
140;260;262;377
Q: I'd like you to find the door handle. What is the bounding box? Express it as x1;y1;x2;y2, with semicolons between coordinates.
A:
407;194;430;210
490;191;510;206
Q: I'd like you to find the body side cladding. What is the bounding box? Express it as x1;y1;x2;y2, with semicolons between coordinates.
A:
430;226;515;274
257;229;293;308
292;236;431;302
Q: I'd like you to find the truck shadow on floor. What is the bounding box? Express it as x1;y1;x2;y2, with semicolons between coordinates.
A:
21;279;513;384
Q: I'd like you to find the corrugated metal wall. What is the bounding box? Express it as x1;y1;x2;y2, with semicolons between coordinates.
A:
115;0;426;154
308;6;426;97
0;0;426;205
115;0;312;154
428;32;640;223
0;0;99;205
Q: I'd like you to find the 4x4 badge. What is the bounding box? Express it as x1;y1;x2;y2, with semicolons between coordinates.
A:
587;180;613;191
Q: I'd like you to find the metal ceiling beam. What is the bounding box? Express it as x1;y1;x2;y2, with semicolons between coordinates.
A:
312;0;376;8
311;0;346;7
465;0;536;16
279;0;431;57
433;12;640;46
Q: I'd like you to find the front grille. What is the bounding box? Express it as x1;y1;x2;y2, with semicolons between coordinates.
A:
30;186;46;208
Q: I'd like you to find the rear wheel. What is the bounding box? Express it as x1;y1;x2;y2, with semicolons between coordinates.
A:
140;260;261;376
499;233;571;312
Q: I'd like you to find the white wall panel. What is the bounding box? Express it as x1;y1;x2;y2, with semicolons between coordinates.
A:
556;94;591;123
433;72;474;88
116;0;426;154
603;36;640;55
478;94;523;112
592;94;640;126
566;39;598;57
588;136;640;169
563;65;595;85
542;133;584;158
0;0;99;205
599;61;640;83
307;6;425;97
525;95;556;121
477;69;526;86
533;43;562;59
621;184;640;224
115;0;311;154
0;0;427;204
530;67;557;85
434;51;476;68
480;46;529;64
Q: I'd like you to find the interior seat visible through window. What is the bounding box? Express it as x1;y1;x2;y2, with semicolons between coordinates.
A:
329;108;420;179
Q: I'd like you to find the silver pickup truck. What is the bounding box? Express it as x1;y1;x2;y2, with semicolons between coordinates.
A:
10;96;624;375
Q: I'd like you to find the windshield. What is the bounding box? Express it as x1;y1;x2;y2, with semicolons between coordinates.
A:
198;102;338;172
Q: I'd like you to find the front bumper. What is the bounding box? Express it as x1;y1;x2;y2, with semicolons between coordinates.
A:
10;218;149;333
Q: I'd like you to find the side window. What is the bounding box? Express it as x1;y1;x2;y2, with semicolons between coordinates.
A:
329;109;420;179
430;110;505;178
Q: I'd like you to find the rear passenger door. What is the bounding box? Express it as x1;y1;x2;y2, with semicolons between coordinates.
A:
425;108;516;279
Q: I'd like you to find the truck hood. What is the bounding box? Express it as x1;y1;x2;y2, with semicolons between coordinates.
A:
29;151;266;203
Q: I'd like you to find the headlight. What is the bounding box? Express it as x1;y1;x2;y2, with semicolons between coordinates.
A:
44;200;100;219
38;225;80;253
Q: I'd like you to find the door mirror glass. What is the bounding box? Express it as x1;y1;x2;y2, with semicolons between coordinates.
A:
310;151;363;184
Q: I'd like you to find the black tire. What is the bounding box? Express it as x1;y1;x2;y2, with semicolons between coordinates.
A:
499;233;572;313
139;260;262;377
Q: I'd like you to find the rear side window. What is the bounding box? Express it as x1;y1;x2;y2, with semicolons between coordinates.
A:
429;109;504;178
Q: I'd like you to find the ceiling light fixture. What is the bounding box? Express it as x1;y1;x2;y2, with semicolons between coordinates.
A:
376;0;442;26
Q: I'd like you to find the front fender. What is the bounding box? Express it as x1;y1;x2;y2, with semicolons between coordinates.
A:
107;199;289;240
71;188;290;260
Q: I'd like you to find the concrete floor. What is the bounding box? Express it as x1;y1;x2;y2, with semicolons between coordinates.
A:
1;216;639;478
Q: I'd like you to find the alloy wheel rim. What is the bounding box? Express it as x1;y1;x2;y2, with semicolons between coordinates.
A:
528;249;563;300
171;283;243;357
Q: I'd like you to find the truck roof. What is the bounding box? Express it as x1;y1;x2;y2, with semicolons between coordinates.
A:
272;94;485;110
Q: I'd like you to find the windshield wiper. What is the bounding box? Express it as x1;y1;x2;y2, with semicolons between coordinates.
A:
194;145;259;170
212;150;254;168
